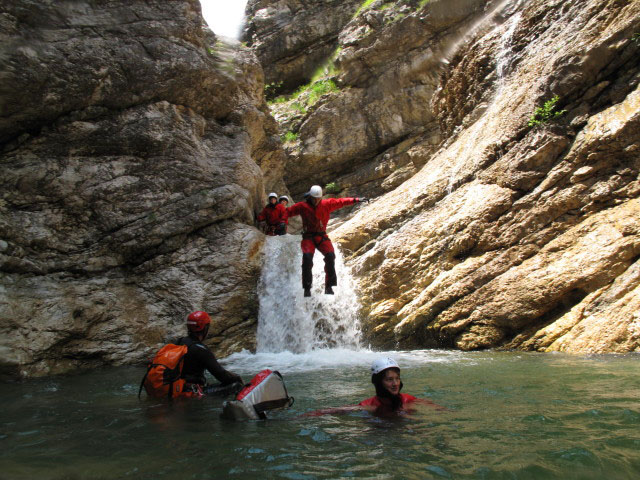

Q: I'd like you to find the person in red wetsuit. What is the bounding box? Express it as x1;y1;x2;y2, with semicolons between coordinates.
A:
286;185;367;297
278;195;289;234
257;192;286;236
303;357;445;417
358;357;441;414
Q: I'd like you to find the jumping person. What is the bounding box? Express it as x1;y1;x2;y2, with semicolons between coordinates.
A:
176;311;243;395
257;193;285;236
286;185;367;297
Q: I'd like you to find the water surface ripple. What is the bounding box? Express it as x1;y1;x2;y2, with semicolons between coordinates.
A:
1;351;639;479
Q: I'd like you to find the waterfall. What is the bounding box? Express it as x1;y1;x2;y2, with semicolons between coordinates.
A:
224;237;457;374
495;12;522;85
256;235;361;353
199;0;248;40
440;0;526;64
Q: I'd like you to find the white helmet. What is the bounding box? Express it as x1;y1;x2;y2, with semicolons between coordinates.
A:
309;185;323;198
268;192;278;200
371;357;399;375
279;195;289;202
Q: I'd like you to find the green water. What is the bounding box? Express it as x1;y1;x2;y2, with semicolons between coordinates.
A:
1;350;639;479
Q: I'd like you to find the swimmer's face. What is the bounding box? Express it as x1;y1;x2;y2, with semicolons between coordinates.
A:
382;369;401;395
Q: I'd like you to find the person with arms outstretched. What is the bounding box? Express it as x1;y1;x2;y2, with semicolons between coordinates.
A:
286;185;367;297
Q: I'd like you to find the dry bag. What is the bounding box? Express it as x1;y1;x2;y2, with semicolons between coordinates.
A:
222;369;294;420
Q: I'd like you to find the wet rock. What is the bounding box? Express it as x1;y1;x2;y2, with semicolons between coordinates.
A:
330;0;640;353
263;0;486;198
0;0;283;378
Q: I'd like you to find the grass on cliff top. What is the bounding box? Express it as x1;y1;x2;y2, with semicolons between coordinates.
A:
355;0;430;19
267;78;339;110
354;0;377;17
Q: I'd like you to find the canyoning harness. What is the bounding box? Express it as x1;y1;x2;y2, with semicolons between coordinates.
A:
138;344;203;400
302;231;330;245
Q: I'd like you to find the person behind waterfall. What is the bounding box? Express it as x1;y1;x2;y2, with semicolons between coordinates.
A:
257;192;286;236
176;311;243;395
278;195;289;234
286;185;367;297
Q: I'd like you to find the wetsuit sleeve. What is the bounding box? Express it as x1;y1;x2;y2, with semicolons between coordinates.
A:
286;202;302;218
358;396;379;407
277;204;288;223
257;206;267;222
190;343;241;385
324;197;357;213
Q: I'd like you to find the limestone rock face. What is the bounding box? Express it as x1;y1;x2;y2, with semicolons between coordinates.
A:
243;0;362;95
331;0;640;353
257;0;640;352
265;0;488;198
0;0;283;378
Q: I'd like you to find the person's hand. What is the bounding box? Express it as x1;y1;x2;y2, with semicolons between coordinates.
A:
357;197;370;203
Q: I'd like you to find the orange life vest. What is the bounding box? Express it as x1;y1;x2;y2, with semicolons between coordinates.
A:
138;344;203;400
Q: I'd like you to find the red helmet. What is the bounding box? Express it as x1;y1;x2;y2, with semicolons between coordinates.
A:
186;311;211;332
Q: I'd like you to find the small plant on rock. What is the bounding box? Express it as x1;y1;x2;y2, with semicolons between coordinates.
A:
325;182;341;194
633;33;640;45
528;95;566;128
282;131;298;143
307;79;339;106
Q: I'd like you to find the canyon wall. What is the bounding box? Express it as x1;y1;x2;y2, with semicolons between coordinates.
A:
248;0;640;353
0;0;283;378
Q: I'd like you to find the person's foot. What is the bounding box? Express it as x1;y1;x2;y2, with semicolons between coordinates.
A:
304;288;311;297
325;286;334;295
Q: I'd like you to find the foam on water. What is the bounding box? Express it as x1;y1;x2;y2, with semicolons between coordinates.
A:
231;234;470;373
224;348;470;374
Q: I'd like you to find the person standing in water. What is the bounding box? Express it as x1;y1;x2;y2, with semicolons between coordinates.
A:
359;357;444;414
286;185;367;297
304;357;445;417
176;311;243;395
